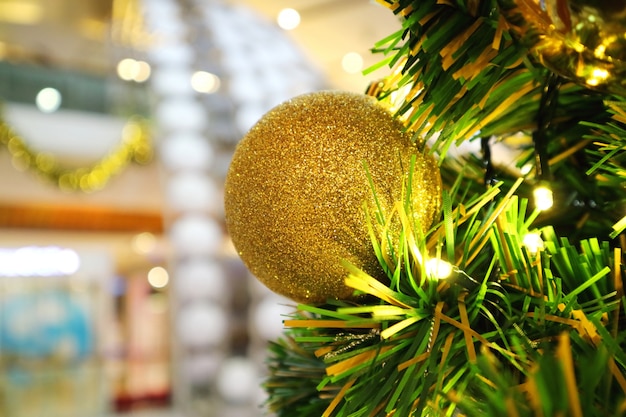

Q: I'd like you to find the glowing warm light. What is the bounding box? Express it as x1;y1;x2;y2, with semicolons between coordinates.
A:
0;246;80;277
134;60;151;82
523;232;544;254
117;58;138;81
132;232;157;254
425;258;453;280
0;1;43;25
341;52;364;74
586;67;609;87
36;87;62;113
191;71;221;93
117;58;150;82
520;164;533;175
533;185;554;211
148;266;169;289
277;8;300;30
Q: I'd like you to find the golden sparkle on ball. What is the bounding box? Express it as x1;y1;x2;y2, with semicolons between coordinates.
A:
224;91;441;303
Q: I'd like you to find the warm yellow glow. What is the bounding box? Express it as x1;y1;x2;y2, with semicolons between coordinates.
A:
425;258;453;280
122;121;142;143
36;88;62;113
594;44;607;58
117;58;137;81
533;185;554;211
191;71;221;94
134;60;151;82
0;116;151;192
586;67;609;87
520;164;533;175
342;52;364;74
117;58;150;82
132;232;157;254
277;8;300;30
112;0;149;48
522;232;544;254
0;1;43;25
148;266;169;289
35;152;55;173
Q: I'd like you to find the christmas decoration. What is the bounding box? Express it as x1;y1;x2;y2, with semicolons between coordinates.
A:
224;91;441;303
504;0;626;96
0;114;151;192
266;188;626;416
257;1;626;416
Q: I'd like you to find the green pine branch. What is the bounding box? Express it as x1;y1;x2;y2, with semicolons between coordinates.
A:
264;181;626;416
264;1;626;415
369;0;625;237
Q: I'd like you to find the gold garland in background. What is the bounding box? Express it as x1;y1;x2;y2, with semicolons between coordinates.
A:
0;115;152;192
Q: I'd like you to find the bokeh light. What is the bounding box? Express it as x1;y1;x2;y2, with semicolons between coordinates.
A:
341;52;364;74
147;266;169;289
277;8;300;30
190;70;221;93
36;87;62;113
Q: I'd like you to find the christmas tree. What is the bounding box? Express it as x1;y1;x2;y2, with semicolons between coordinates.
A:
224;1;626;415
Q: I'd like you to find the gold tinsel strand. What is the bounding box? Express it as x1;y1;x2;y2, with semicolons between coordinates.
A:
0;115;152;192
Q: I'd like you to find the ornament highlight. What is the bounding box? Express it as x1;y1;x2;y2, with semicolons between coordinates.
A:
224;91;441;303
506;0;626;95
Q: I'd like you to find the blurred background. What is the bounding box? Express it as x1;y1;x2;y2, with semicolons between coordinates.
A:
0;0;400;416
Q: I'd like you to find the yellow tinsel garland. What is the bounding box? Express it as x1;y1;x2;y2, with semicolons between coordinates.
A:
0;115;152;192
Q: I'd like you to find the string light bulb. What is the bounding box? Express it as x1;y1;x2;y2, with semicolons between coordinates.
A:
425;258;453;280
586;67;609;87
533;184;554;211
522;232;544;254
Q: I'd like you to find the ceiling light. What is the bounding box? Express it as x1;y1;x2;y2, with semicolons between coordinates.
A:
277;8;300;30
0;246;80;277
341;52;364;74
36;88;62;113
148;266;169;289
191;71;221;93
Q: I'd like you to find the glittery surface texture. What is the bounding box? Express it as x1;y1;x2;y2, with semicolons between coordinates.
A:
224;91;441;303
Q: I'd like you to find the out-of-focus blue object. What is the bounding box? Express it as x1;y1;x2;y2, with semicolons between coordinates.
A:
0;289;93;359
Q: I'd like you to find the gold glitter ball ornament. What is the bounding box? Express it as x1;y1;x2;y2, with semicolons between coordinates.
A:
224;91;442;303
506;0;626;96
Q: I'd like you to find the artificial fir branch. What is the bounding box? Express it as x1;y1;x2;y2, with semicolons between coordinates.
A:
370;1;625;240
370;0;534;149
265;182;625;416
264;1;626;415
